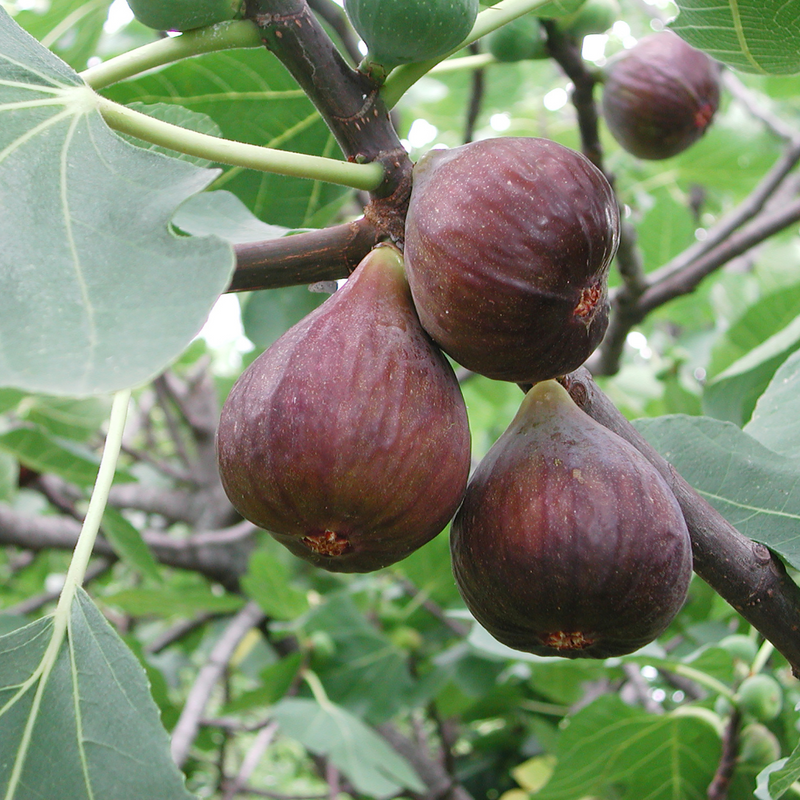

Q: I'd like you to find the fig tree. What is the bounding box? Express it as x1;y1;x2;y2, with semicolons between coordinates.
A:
450;380;692;658
216;245;471;573
126;0;244;32
404;137;619;384
344;0;479;67
486;16;548;62
601;31;720;160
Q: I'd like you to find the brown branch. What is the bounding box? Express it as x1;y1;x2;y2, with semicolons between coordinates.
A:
561;368;800;677
707;708;743;800
463;44;485;145
229;217;382;293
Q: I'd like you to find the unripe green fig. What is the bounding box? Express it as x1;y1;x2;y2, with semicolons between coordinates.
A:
404;137;619;384
560;0;619;39
126;0;244;32
216;245;471;573
737;674;783;722
601;31;720;160
344;0;479;67
719;634;759;664
486;15;548;62
450;380;692;658
738;723;781;766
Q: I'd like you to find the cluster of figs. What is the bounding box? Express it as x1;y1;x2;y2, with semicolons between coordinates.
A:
217;28;722;660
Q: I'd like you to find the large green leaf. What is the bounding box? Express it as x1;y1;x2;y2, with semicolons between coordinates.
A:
0;588;195;800
271;696;425;798
536;695;720;799
703;315;800;425
745;349;800;459
671;1;800;75
104;48;351;229
0;9;234;396
635;415;800;569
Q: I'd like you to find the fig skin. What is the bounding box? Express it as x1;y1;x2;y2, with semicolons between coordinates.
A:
601;31;720;160
404;137;619;384
450;380;692;659
216;245;471;573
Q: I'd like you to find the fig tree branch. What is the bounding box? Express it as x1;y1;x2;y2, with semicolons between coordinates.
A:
171;601;267;767
562;368;800;678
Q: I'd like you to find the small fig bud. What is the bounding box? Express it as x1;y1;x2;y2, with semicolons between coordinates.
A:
601;31;720;160
404;137;619;384
216;246;471;573
737;674;783;722
739;723;781;766
487;16;549;62
450;380;692;658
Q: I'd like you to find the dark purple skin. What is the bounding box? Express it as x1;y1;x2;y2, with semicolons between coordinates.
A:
602;31;720;160
216;245;471;573
404;137;620;384
451;380;692;659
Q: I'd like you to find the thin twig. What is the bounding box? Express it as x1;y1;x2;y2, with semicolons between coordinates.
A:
171;601;266;767
222;720;280;800
707;708;743;800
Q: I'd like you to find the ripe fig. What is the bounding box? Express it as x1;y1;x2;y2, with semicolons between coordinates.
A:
601;31;720;160
344;0;479;67
404;137;619;384
126;0;244;32
487;16;548;62
216;245;471;573
450;380;692;658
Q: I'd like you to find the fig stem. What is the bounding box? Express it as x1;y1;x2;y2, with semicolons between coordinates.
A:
563;368;800;678
80;20;263;89
750;640;775;675
94;95;385;191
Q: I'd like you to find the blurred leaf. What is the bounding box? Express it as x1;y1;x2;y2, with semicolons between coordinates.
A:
0;589;195;800
0;9;235;396
703;316;800;425
23;396;110;441
173;190;288;243
707;284;800;378
745;349;800;459
755;741;800;799
271;696;425;798
512;755;557;792
241;549;309;620
105;48;350;229
100;587;245;616
671;1;800;75
0;426;133;486
241;284;327;349
635;415;800;569
0;389;25;415
101;507;162;582
536;695;720;799
221;652;303;714
393;526;464;607
302;594;415;724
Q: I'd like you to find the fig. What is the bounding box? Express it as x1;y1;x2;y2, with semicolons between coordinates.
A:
738;723;781;766
344;0;479;67
487;16;548;62
216;245;471;573
126;0;244;32
601;31;720;160
404;137;619;384
560;0;619;39
737;674;783;722
719;634;759;664
450;380;692;658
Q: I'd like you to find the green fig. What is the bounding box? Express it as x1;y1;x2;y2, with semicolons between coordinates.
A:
404;137;619;384
216;246;471;573
601;31;720;160
739;723;781;766
486;15;549;62
559;0;619;39
451;380;692;658
344;0;479;67
737;674;783;722
126;0;244;32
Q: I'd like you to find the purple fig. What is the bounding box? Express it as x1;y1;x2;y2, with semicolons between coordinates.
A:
216;245;471;573
601;31;720;160
451;380;692;658
404;137;619;384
